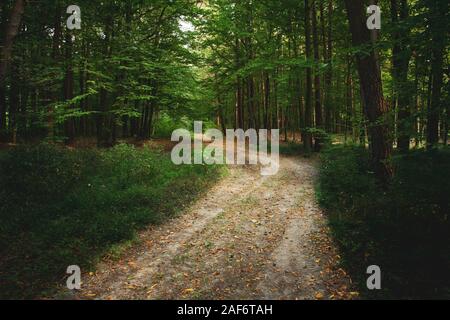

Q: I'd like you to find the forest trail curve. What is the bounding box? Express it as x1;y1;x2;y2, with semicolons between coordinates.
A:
74;155;355;300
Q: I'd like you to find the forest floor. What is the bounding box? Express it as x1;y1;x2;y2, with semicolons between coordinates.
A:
66;151;356;300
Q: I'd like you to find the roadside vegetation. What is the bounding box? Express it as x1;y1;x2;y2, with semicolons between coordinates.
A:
317;145;450;299
0;143;224;299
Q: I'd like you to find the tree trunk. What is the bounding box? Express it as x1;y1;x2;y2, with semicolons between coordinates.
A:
64;32;75;144
9;63;19;143
0;0;25;138
345;57;353;143
97;15;114;147
324;0;333;132
235;38;244;129
44;7;62;141
0;2;8;135
0;0;25;85
391;0;412;152
0;80;5;137
344;0;393;183
312;0;323;151
247;75;256;130
303;0;313;152
426;0;447;148
264;72;270;129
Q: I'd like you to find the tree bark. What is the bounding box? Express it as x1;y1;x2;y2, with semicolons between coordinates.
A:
344;0;393;183
426;0;447;148
97;15;114;146
235;38;244;129
264;71;270;129
324;0;333;132
9;62;19;143
391;0;412;152
345;56;353;143
0;0;25;85
0;0;25;137
303;0;313;152
312;0;323;151
64;31;75;144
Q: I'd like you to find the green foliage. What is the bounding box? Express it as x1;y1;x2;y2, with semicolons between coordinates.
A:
0;144;224;299
302;128;332;144
1;0;210;142
317;145;450;299
153;114;219;138
153;114;192;138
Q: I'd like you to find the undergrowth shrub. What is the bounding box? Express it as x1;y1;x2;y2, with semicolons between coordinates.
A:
0;143;223;299
317;145;450;299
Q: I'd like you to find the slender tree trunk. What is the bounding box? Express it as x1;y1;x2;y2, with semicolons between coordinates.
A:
235;38;244;129
426;1;447;147
344;0;393;183
9;62;19;143
345;57;353;143
0;0;24;85
0;80;5;137
217;94;227;134
141;84;156;140
97;15;114;146
64;32;75;144
324;0;333;132
425;67;433;143
444;68;449;146
292;31;304;141
236;78;244;129
0;2;8;135
20;79;29;139
264;72;270;129
0;0;25;138
412;54;420;147
141;102;150;139
79;46;88;137
45;7;62;141
274;71;279;130
303;0;313;152
247;75;256;129
131;101;139;137
391;0;412;152
312;0;323;151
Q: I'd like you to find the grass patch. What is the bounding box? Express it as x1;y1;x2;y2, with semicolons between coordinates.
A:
0;143;224;299
317;145;450;299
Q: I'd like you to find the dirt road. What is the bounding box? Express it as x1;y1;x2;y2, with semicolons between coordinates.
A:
74;155;355;300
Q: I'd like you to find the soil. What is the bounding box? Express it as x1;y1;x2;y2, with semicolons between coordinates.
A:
65;152;355;300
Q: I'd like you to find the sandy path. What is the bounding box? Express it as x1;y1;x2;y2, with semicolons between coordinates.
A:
74;155;355;300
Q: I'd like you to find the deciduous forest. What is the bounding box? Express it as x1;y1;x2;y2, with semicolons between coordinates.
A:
0;0;449;300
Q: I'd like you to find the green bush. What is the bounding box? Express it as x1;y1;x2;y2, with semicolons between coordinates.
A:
153;113;220;138
0;143;223;299
317;145;450;299
153;114;192;138
0;143;98;204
